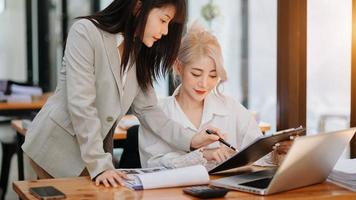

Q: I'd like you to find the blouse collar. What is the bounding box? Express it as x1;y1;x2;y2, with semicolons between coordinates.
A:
171;85;229;131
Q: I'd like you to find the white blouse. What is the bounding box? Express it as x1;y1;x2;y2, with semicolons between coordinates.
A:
139;86;272;169
115;33;128;88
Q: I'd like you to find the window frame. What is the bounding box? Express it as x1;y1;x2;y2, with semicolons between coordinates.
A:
351;0;356;158
277;0;307;130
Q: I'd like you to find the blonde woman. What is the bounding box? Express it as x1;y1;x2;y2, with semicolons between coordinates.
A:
139;24;285;169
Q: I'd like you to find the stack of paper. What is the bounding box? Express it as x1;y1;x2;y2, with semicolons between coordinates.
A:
6;94;32;102
10;84;43;96
328;158;356;191
0;84;43;102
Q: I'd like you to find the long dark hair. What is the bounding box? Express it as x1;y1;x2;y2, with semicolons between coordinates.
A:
78;0;186;92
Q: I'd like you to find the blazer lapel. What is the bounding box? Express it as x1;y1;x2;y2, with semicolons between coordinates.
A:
102;32;124;96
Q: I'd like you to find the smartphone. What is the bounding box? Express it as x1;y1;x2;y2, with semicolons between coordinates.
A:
29;186;66;200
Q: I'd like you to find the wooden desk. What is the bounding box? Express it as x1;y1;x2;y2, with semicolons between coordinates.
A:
0;93;50;116
11;120;127;141
0;101;45;111
11;117;270;141
13;176;356;200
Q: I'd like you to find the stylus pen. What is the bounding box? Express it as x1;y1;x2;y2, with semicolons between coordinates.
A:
205;129;236;151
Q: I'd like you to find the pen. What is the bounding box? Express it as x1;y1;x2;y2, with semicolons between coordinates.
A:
205;129;236;151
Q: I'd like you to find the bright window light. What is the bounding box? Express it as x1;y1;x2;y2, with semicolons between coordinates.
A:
0;0;5;14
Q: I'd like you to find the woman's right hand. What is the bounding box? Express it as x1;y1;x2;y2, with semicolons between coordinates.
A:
95;169;129;187
190;127;223;149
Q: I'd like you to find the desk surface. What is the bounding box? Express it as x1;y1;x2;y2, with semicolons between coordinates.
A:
13;176;356;200
0;101;45;110
0;93;51;110
11;119;127;140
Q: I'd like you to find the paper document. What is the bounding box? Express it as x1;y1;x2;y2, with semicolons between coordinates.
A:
117;115;139;130
10;84;43;96
0;94;32;102
328;158;356;191
118;165;210;190
332;158;356;174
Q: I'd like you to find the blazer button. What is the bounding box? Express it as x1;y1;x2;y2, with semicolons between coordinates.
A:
106;116;114;122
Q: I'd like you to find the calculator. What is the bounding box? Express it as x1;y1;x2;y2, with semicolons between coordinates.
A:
183;185;229;199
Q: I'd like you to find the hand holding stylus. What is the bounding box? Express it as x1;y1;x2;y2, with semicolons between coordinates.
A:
191;128;222;149
205;129;236;151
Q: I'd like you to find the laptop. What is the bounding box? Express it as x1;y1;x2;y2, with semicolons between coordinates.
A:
211;128;356;195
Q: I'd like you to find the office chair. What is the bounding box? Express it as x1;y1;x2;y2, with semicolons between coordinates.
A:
118;125;141;168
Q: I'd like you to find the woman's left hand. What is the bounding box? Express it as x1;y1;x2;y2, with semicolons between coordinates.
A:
272;136;297;165
274;140;293;154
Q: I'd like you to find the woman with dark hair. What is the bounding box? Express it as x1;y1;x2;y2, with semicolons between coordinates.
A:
22;0;221;187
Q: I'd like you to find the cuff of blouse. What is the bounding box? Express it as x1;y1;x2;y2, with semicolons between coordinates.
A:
181;131;195;152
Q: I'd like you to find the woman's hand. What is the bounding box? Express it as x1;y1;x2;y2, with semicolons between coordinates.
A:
95;169;129;187
272;136;297;165
202;146;235;163
191;127;223;149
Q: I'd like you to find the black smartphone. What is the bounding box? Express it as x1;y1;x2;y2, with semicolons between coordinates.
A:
29;186;66;200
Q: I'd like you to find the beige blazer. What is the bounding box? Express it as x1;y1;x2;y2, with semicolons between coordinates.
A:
22;19;193;179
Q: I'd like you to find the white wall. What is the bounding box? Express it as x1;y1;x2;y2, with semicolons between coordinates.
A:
0;0;27;81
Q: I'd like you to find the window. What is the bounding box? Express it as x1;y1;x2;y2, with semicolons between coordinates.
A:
0;0;27;81
188;0;277;131
307;0;351;158
307;0;351;134
248;0;277;132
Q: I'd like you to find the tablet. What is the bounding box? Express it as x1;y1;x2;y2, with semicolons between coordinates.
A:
208;126;305;174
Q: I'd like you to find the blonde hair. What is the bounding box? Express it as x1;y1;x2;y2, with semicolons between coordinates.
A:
176;23;227;83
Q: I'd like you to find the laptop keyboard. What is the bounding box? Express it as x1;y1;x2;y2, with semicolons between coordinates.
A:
240;178;273;189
